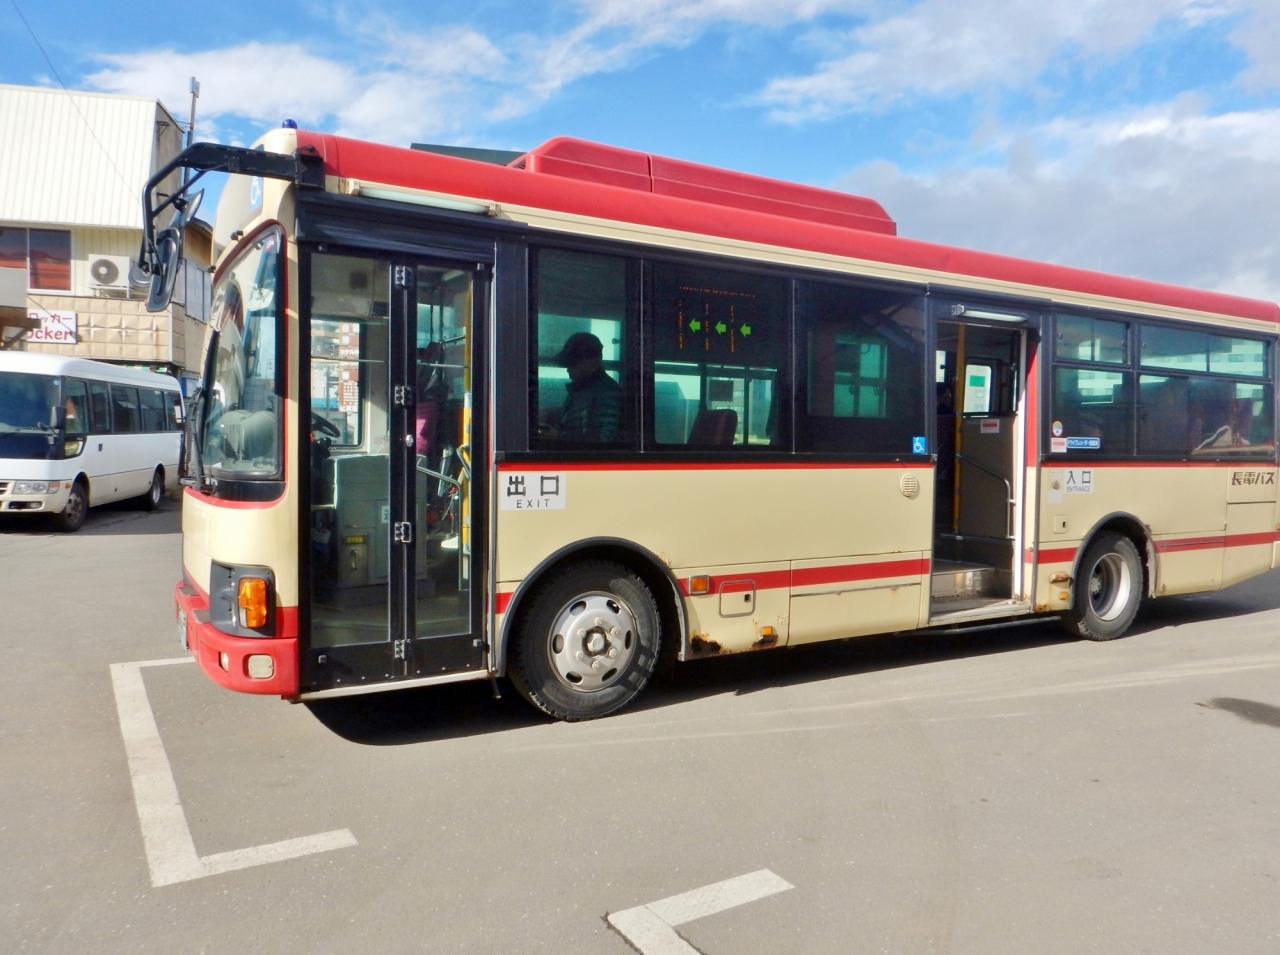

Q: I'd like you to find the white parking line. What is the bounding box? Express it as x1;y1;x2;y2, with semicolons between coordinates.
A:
110;657;356;887
607;869;794;954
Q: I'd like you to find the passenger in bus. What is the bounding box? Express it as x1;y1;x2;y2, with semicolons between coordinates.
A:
549;332;622;443
415;343;446;457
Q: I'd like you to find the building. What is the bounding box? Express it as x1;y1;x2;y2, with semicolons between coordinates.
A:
0;83;211;393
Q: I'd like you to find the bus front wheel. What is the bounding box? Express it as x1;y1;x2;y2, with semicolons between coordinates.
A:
53;481;88;533
1061;532;1143;641
509;560;661;721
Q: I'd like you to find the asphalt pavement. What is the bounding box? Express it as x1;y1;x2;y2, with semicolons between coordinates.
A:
3;502;1280;954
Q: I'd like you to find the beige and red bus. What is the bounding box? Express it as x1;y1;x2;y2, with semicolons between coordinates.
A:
144;127;1279;720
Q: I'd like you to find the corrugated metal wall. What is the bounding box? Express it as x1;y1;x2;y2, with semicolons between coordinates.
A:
0;84;179;229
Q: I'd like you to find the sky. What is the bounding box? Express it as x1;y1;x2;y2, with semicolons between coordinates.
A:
4;0;1280;301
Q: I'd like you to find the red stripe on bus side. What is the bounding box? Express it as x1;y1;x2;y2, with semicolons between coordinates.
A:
496;591;513;615
673;558;926;596
1031;530;1280;565
497;461;931;472
1033;546;1078;564
791;558;928;588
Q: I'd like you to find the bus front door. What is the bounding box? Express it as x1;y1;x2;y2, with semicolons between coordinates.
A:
303;253;488;694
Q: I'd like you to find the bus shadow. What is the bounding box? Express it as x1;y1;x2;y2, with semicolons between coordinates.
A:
307;569;1280;746
305;621;1075;746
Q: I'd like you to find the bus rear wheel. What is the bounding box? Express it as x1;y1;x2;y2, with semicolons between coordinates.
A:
509;560;661;721
53;480;88;533
1061;532;1143;641
136;468;164;511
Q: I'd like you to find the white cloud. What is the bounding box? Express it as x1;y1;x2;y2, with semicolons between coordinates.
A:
756;0;1242;122
84;2;867;144
840;99;1280;300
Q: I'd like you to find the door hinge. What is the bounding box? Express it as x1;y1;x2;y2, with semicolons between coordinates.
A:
393;521;413;543
394;383;414;407
393;264;414;290
393;638;408;660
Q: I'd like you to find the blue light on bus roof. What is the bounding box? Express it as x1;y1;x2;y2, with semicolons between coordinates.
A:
282;119;298;129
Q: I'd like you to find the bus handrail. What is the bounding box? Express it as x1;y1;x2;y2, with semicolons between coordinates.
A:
954;451;1014;539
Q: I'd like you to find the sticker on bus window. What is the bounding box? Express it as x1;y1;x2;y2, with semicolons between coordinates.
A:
1051;420;1064;437
1051;437;1067;453
912;436;927;454
980;419;1000;434
1066;437;1101;450
500;472;567;511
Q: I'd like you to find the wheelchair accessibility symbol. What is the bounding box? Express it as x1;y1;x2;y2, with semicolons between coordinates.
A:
912;436;927;454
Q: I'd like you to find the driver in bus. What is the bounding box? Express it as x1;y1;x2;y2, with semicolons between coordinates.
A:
548;332;622;443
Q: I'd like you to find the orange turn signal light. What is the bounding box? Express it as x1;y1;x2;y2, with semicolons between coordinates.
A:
238;577;269;629
689;575;711;595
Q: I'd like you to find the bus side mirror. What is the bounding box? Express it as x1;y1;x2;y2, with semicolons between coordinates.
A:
146;226;185;313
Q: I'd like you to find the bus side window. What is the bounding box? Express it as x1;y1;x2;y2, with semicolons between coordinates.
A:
650;262;789;449
140;388;168;432
87;380;112;434
63;379;89;436
170;392;184;430
531;247;637;449
795;281;926;455
111;385;141;433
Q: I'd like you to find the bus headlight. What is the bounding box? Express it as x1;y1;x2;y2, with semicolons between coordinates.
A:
14;481;51;493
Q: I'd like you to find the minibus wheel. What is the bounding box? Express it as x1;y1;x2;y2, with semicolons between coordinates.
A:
137;468;164;511
1061;532;1143;641
52;480;88;533
510;560;661;721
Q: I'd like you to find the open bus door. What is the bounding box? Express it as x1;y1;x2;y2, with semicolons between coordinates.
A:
930;304;1039;623
301;251;489;694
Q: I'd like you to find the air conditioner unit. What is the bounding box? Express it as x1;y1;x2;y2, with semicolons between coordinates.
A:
88;254;132;290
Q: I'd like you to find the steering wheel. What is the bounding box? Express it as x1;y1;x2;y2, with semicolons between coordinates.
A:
310;411;342;438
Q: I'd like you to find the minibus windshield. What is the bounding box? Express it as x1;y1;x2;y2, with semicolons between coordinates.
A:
0;372;59;460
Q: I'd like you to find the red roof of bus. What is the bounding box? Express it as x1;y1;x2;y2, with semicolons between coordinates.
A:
297;131;1280;325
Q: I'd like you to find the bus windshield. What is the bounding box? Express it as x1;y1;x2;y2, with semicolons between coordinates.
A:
0;371;60;460
200;228;284;483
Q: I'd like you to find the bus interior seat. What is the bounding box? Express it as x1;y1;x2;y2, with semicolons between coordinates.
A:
688;408;738;446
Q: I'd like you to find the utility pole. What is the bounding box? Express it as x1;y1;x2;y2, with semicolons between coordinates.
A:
183;77;200;184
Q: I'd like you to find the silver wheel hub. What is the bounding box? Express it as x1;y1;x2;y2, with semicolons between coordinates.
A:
548;592;638;692
1088;552;1132;622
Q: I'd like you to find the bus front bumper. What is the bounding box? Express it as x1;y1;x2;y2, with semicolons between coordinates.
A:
175;580;299;697
0;481;70;513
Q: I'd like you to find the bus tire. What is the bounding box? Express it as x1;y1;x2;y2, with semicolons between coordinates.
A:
509;560;661;721
1061;532;1143;641
53;480;88;533
136;468;164;511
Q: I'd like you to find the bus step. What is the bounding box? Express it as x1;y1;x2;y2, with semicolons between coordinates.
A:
930;560;1000;599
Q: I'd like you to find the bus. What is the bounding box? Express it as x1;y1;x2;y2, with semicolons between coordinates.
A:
0;353;182;531
147;129;1279;720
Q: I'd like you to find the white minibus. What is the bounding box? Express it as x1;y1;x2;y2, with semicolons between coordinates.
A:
0;353;182;531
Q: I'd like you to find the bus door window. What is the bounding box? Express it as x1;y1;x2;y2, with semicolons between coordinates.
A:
650;262;789;449
62;378;88;457
414;264;475;641
307;253;388;617
531;248;637;449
